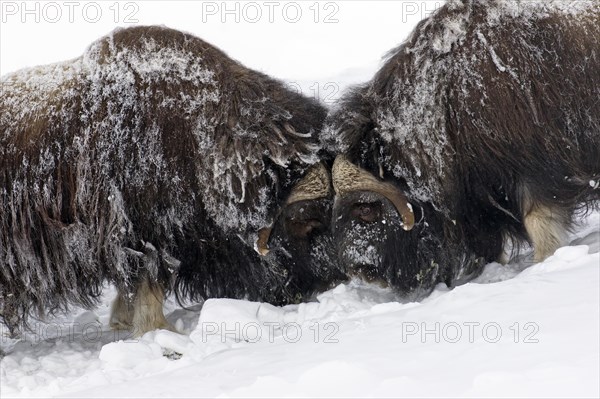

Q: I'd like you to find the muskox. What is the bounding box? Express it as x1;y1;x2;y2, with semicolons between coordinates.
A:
0;26;342;336
325;0;600;297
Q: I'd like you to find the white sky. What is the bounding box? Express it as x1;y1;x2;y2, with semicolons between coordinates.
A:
1;1;442;95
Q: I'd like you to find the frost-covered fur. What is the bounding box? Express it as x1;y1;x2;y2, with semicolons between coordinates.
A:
0;26;340;334
326;0;600;296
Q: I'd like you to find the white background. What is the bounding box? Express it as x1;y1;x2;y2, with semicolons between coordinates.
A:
1;0;445;98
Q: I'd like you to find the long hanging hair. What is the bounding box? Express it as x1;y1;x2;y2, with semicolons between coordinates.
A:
0;26;336;333
324;0;600;295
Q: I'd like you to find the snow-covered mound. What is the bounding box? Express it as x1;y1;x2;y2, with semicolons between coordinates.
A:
1;213;598;398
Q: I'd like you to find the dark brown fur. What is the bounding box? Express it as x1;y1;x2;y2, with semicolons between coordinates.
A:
326;0;600;295
1;26;339;334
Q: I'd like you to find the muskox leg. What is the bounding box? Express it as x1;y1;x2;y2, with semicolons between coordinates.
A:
130;277;176;337
109;289;134;330
109;278;175;336
523;201;570;263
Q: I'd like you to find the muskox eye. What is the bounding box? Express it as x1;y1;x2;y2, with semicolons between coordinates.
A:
351;202;382;223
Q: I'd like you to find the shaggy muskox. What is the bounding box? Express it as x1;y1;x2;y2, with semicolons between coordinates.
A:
0;26;342;336
325;0;600;297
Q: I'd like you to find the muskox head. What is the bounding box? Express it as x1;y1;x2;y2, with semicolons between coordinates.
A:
256;162;332;256
330;155;428;293
328;151;484;298
255;161;345;296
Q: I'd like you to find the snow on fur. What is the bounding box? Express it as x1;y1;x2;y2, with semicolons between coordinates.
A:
325;0;600;297
0;26;331;332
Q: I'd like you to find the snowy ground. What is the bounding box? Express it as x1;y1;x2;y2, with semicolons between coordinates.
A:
1;211;598;398
2;2;598;398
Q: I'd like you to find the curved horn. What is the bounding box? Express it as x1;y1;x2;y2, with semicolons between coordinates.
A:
285;162;332;206
256;227;273;256
255;162;332;256
332;155;415;231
